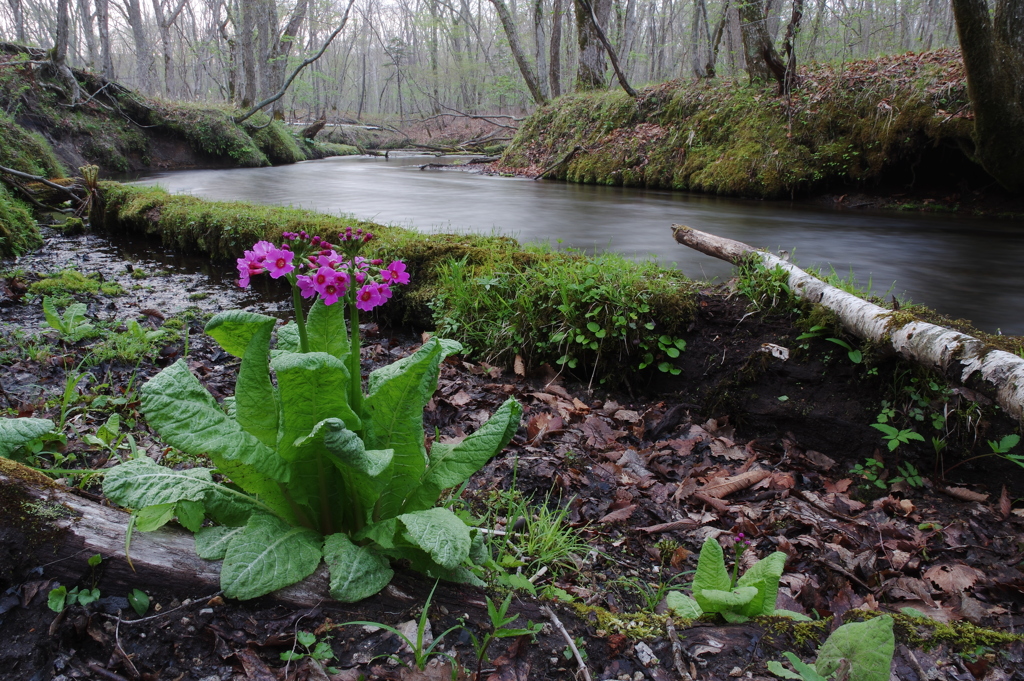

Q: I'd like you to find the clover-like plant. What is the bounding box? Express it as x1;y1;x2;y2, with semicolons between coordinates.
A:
665;535;796;623
768;615;895;681
102;229;522;602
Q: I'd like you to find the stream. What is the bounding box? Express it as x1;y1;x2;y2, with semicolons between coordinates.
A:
126;153;1024;335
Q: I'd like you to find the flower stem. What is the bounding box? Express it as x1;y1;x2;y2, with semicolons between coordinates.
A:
291;283;309;353
348;295;363;414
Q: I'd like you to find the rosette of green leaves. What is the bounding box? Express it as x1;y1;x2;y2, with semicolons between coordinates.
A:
665;536;792;623
104;301;521;602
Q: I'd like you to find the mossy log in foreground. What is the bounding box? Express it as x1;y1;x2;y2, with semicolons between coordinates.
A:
97;183;697;381
501;50;977;198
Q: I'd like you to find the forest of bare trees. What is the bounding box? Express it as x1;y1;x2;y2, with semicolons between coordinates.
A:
0;0;962;120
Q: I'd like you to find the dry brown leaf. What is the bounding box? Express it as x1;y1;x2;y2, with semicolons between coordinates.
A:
700;469;771;498
997;485;1011;520
940;486;989;503
572;397;589;412
614;409;642;423
513;354;525;376
824;478;853;494
924;563;984;593
526;412;564;444
448;390;473;407
530;392;557;406
545;383;573;401
709;437;747;461
598;504;637;524
803;450;836;471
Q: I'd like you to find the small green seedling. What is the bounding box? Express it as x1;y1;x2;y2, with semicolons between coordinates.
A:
43;296;96;341
768;615;894;681
280;630;338;672
825;337;863;364
48;554;104;612
989;434;1020;454
126;319;168;343
128;588;150;616
466;593;543;679
563;636;588;661
851;458;886;489
871;423;925;451
891;463;924;488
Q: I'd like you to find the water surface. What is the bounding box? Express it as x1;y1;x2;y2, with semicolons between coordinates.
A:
129;154;1024;335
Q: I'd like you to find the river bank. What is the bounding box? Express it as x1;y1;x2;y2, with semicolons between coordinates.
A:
496;50;1024;218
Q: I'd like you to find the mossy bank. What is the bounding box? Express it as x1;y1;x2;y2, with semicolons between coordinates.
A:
500;50;982;199
98;182;697;383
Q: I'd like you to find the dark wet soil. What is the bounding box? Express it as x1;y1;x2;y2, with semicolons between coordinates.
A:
2;226;1024;681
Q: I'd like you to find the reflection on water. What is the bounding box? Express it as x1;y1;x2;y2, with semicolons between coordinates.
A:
128;154;1024;334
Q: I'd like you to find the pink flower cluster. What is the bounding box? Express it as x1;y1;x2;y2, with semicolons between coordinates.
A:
236;230;410;312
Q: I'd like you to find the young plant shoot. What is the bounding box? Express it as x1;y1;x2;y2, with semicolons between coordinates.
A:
103;229;522;601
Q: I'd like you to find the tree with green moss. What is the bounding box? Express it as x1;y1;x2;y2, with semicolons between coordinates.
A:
951;0;1024;193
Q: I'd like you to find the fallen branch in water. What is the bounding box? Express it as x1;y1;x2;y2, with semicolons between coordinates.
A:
671;224;1024;420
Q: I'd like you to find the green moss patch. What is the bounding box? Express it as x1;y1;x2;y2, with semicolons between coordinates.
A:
502;50;974;198
0;184;40;257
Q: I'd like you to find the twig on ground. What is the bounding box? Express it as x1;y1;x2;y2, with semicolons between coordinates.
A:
665;619;695;681
899;644;929;681
541;605;591;681
110;591;223;625
114;617;141;679
85;662;132;681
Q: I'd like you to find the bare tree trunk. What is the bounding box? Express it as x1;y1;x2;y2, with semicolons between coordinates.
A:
95;0;114;78
578;0;636;95
267;0;309;118
152;0;189;97
549;0;563;97
533;0;549;99
236;0;258;107
950;0;1024;193
781;0;804;93
574;0;610;90
7;0;26;42
489;0;549;105
123;0;155;92
737;0;785;86
53;0;82;103
707;0;732;76
78;0;98;68
692;0;712;77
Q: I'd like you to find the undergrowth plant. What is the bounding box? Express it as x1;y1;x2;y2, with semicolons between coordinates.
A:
768;615;895;681
430;252;694;383
101;229;522;601
666;535;800;623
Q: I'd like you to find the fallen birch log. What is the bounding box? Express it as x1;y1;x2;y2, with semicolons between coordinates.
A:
672;225;1024;421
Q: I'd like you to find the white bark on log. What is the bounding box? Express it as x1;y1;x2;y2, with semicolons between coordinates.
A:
672;224;1024;421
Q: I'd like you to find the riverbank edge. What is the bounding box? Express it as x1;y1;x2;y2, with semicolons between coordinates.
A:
498;50;1024;215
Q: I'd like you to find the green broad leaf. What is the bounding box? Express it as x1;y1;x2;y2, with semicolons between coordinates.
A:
766;660;802;680
103;457;267;527
272;352;362;462
380;545;485;587
0;417;55;459
297;419;393;517
42;296;62;331
398;507;471;570
815;615;894;681
276;322;300;353
128;589;150;617
871;423;898;437
324;533;394;602
141;360;288;483
311;641;334;660
400;397;522;514
207;311;279;448
365;337;462;519
305;298;350;360
356;517;398;549
195;525;246;560
469;531;489;565
769;652;828;681
77;588;100;606
773;609;813;621
297;631;317;647
175;499;206;532
205;310;274;359
665;591;703;618
735;551;787;617
701;587;758;610
220;514;323;600
135;503;176;532
48;586;67;612
691;537;732;613
296;419;392;478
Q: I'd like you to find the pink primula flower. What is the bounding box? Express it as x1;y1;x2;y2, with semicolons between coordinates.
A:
296;274;317;299
380;260;410;285
265;247;295;279
355;283;383;311
236;248;268;288
376;283;393;301
321;278;346;306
